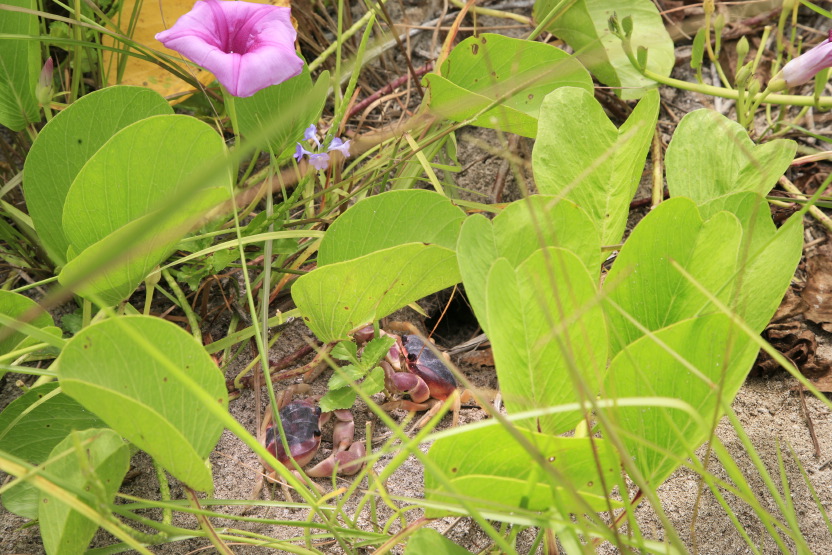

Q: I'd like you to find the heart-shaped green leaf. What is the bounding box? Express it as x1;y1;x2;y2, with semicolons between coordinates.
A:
533;87;658;245
425;33;592;137
62;114;228;255
56;114;230;305
486;248;607;435
0;383;106;518
665;110;796;204
39;428;129;555
317;189;466;265
23;86;172;264
534;0;674;99
603;313;759;487
603;198;742;356
457;196;600;334
58;316;227;492
426;424;618;517
294;243;461;342
58;186;228;307
0;0;39;131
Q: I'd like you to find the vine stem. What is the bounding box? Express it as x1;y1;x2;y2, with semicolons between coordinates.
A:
642;68;832;108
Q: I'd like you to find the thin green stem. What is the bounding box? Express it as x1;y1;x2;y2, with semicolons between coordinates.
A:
161;268;201;341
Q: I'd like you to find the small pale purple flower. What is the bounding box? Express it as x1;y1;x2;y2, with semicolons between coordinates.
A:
294;125;351;171
328;137;351;158
771;30;832;90
303;124;321;148
308;153;331;171
155;0;304;98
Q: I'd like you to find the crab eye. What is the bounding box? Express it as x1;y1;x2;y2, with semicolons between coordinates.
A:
407;353;418;362
313;429;322;437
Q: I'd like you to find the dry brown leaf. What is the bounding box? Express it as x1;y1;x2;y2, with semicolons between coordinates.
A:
801;243;832;326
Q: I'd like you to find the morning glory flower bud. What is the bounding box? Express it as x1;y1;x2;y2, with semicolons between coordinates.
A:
35;58;54;106
769;30;832;91
155;0;304;98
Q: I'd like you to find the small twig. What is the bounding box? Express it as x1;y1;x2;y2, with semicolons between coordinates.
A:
779;176;832;233
797;386;821;458
347;62;433;120
228;343;314;391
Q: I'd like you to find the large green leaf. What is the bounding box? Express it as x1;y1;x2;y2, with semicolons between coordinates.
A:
318;190;466;266
486;248;607;435
236;68;329;156
59;185;228;307
603;313;759;487
294;243;461;342
0;383;107;519
57;114;231;306
533;87;658;245
58;316;228;492
424;33;592;137
39;429;129;555
698;192;802;333
534;0;674;99
62;114;227;254
457;196;600;335
23;86;172;265
0;0;39;131
665;110;796;204
426;425;618;517
0;290;54;357
603;198;742;356
405;529;472;554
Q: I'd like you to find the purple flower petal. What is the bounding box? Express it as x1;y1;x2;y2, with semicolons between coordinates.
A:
303;124;320;148
308;153;331;171
155;0;304;97
294;143;313;161
327;137;351;158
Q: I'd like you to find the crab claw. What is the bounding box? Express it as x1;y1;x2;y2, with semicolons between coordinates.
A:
382;361;430;403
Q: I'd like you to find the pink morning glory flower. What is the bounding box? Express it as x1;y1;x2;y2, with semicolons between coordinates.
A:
770;30;832;90
155;0;304;98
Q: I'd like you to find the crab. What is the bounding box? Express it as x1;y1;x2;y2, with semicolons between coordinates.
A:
254;385;365;497
373;329;476;427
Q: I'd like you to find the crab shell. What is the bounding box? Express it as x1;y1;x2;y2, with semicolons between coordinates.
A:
401;335;457;401
264;399;323;467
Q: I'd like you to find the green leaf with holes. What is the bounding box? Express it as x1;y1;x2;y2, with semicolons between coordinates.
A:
533;0;674;99
603;313;759;487
666;110;796;205
57;316;227;492
23;86;172;265
0;383;107;518
533;87;658;245
457;196;600;335
425;34;592;137
39;429;129;555
486;248;607;435
426;424;619;517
